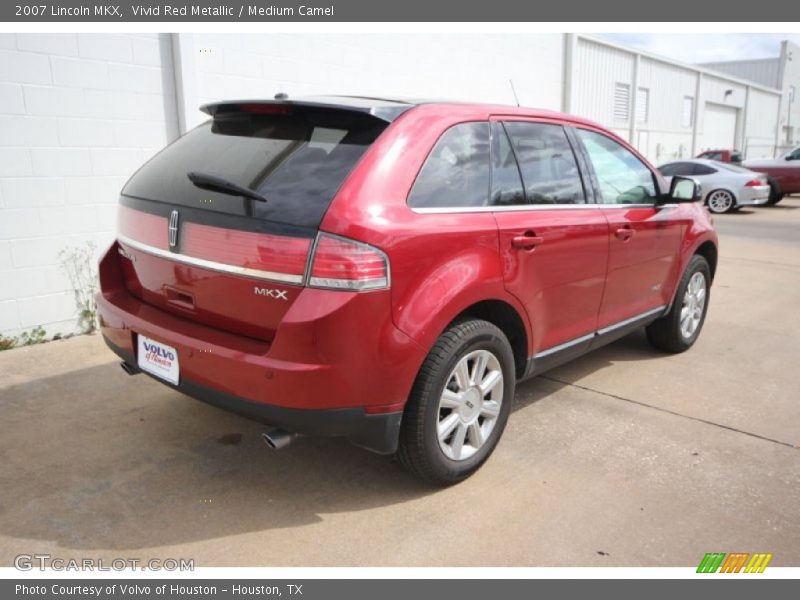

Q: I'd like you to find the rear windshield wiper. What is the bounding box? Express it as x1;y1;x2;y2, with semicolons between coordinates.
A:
187;171;268;203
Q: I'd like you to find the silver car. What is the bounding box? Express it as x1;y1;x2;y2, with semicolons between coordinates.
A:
658;159;770;214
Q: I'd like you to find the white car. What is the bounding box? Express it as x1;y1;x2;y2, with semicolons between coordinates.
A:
658;159;770;214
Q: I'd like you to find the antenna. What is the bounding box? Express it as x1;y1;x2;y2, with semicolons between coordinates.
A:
509;79;520;107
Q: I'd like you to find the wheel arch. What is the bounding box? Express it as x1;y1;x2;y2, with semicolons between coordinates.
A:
447;299;530;379
694;240;718;283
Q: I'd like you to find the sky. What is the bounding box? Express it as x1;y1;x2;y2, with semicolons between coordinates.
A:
597;33;800;64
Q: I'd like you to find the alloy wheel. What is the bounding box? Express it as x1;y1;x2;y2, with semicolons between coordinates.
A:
708;190;734;213
680;271;707;339
437;349;504;461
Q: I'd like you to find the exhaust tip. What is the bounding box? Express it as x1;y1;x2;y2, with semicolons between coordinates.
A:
120;361;139;376
262;428;297;450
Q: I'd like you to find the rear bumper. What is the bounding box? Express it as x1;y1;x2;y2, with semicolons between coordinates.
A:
105;336;403;454
737;186;770;206
96;241;426;454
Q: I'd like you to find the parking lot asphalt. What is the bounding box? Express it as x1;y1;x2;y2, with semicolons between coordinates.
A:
1;198;799;568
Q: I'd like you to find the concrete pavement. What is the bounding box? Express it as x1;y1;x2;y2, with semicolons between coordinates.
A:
1;199;798;567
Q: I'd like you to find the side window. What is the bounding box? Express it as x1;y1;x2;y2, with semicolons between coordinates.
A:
503;121;586;205
693;164;717;176
787;148;800;161
408;122;491;209
706;152;723;161
659;162;693;177
490;122;525;206
576;129;657;205
658;163;679;177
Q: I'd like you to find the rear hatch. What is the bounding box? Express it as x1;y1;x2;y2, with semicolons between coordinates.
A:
117;100;397;341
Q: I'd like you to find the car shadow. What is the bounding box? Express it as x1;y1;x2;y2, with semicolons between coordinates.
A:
0;330;659;555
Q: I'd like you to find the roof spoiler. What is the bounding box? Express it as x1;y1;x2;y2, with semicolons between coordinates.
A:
200;97;414;123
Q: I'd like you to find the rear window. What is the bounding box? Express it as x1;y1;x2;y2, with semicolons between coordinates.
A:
122;107;387;229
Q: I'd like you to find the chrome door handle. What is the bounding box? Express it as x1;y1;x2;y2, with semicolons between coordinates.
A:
615;226;634;241
511;234;544;250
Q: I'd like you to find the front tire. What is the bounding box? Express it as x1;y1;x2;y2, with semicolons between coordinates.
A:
706;189;735;213
646;255;711;353
396;319;515;485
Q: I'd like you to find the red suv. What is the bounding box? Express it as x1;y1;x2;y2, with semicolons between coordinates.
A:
98;97;718;484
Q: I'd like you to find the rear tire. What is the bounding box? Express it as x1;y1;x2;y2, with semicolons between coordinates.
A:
396;319;515;485
767;180;783;205
646;255;711;353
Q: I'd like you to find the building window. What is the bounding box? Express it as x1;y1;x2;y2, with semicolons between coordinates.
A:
614;83;630;121
682;96;695;128
636;87;649;123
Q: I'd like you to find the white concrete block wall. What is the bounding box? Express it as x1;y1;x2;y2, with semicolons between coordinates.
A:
0;33;179;339
189;33;566;128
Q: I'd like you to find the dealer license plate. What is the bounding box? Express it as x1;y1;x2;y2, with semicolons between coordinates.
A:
137;334;180;385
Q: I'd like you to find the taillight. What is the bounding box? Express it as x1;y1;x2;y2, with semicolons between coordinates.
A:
745;178;765;187
309;233;390;291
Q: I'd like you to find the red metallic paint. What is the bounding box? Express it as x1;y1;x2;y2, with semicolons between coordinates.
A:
597;205;686;328
100;242;426;411
748;163;800;195
98;102;717;422
494;209;608;353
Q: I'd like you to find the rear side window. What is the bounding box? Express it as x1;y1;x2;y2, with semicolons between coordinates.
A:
660;163;682;176
408;122;491;209
659;162;694;176
692;164;717;175
122;107;387;229
576;129;657;205
503;121;586;204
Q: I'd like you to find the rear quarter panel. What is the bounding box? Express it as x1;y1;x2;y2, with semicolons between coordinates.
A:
320;105;534;356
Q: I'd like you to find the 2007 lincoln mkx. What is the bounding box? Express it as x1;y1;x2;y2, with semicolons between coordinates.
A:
98;96;718;484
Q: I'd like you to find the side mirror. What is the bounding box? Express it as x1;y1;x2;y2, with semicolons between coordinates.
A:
666;176;701;203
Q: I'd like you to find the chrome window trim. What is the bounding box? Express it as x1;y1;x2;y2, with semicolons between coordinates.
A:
411;203;656;214
533;305;667;359
117;234;305;285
